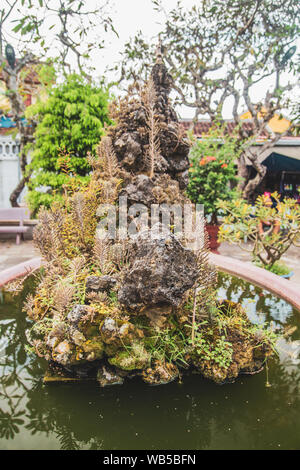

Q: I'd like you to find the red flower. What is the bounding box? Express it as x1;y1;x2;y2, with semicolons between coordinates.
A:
221;163;228;168
200;156;216;166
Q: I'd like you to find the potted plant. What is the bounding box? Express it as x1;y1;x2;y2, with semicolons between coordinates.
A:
218;192;300;275
260;261;294;279
187;124;238;251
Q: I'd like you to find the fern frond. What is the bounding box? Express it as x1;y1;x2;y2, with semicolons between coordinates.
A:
87;151;99;170
94;236;113;274
143;77;161;178
193;226;217;324
67;256;86;281
71;193;85;235
97;136;119;178
52;280;75;316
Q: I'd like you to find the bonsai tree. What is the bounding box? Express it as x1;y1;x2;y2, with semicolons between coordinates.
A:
187;124;238;225
26;74;111;213
218;192;300;272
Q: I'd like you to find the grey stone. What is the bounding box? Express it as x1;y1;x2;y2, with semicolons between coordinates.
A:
70;328;86;346
177;170;189;189
120;175;156;206
97;365;124;387
118;224;199;310
102;317;117;333
53;340;73;366
67;305;89;324
167;152;190;173
85;275;117;293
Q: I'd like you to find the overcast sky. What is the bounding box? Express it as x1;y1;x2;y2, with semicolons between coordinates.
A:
4;0;299;120
105;0;196;61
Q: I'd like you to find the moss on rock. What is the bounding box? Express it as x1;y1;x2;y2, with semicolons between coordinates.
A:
108;341;150;371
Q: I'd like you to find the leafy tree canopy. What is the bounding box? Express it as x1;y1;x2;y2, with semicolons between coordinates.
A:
121;0;299;119
26;74;111;213
119;0;300;200
8;0;117;79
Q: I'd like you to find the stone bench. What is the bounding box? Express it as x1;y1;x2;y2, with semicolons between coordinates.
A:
0;208;30;245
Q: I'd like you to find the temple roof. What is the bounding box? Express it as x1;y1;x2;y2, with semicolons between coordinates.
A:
180;119;298;142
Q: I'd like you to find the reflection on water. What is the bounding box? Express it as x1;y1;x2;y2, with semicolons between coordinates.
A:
0;274;300;450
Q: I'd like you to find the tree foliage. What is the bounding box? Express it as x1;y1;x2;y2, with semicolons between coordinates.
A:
11;0;118;79
26;74;111;213
218;192;300;268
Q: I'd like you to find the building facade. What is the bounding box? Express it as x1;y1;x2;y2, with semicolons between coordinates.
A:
0;132;21;208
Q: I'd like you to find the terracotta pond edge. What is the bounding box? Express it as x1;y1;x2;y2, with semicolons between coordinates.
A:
0;257;42;288
0;254;299;311
209;253;300;312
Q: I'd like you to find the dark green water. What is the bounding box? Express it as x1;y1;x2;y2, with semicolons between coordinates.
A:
0;273;300;450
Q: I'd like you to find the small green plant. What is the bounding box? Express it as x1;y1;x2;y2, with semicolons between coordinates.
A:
216;303;279;355
24;344;35;356
218;192;300;270
246;323;279;355
146;326;189;367
189;324;233;369
255;261;291;276
28;317;66;339
187;122;239;224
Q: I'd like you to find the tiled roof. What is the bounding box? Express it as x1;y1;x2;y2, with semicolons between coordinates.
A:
0;128;13;135
0;117;298;143
180;120;270;138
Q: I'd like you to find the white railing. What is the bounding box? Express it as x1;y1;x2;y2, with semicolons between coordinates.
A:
0;135;21;207
0;135;20;161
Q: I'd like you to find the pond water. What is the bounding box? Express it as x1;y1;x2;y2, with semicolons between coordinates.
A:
0;273;300;450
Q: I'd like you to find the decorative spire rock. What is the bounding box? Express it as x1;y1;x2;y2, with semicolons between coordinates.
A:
107;47;190;188
155;37;163;64
151;39;173;106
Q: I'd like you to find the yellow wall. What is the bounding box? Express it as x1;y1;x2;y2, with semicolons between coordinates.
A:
240;108;291;134
0;78;48;113
0;81;11;113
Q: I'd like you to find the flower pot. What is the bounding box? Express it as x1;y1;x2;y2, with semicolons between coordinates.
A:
280;271;294;280
206;223;220;253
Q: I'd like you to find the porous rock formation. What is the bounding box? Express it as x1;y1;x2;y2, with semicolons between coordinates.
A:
26;49;275;387
107;52;190;190
118;223;199;311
